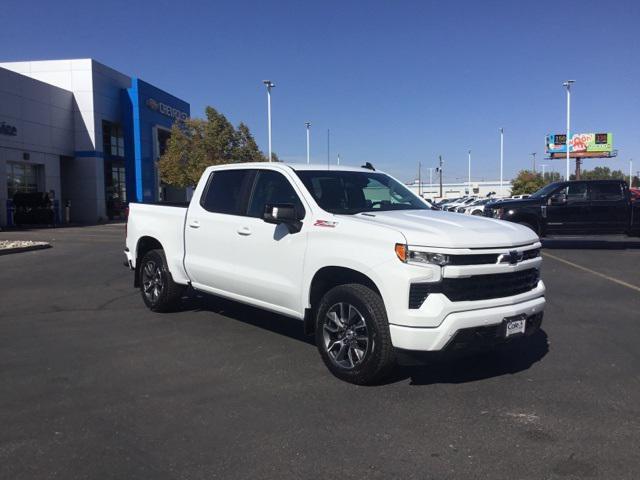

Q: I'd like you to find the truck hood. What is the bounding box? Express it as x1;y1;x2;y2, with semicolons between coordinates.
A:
349;210;539;248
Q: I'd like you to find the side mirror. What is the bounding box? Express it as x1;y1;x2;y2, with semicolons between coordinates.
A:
548;193;567;206
263;203;302;233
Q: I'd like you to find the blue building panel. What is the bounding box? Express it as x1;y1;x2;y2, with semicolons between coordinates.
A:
122;78;190;203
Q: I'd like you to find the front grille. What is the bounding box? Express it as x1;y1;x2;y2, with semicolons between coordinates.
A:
483;208;494;217
447;248;539;266
408;268;539;307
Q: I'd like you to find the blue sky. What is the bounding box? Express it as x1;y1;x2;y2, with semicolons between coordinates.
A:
2;0;639;182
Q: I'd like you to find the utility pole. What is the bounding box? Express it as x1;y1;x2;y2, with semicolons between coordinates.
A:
563;80;575;180
438;155;443;199
262;80;275;162
418;162;422;197
305;122;311;164
531;152;537;172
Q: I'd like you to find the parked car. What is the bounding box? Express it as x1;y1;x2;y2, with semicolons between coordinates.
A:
463;198;492;215
484;180;640;236
446;197;477;212
126;163;545;384
630;187;640;202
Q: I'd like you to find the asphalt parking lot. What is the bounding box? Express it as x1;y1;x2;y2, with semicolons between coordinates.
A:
1;225;639;480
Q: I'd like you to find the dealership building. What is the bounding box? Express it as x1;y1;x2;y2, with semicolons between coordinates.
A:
0;59;190;227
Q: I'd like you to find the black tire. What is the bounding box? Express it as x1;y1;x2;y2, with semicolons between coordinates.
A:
139;249;184;312
315;283;395;385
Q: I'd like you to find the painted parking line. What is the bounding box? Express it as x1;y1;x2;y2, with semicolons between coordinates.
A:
543;252;640;293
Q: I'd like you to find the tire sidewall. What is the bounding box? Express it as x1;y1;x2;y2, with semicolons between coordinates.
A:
315;284;392;384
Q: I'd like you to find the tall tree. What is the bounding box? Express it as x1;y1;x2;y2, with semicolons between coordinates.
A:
234;122;266;163
511;170;545;195
158;106;268;188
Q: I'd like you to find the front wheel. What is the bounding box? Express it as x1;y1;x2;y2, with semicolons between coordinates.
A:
139;249;184;312
315;284;395;385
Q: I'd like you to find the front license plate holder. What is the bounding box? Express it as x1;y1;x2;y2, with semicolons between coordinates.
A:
503;314;527;338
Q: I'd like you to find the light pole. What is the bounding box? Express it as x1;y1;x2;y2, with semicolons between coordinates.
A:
263;80;275;162
305;122;311;164
467;150;471;195
531;152;537;172
563;80;575;180
540;164;549;180
499;128;504;195
630;159;633;186
337;153;341;166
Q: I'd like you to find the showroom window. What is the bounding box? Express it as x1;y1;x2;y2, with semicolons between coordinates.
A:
6;162;42;198
102;121;125;157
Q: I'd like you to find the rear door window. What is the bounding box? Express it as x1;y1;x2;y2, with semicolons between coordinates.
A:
200;169;255;215
590;183;624;202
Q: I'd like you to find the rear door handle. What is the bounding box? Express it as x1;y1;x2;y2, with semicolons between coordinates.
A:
189;220;200;229
237;227;252;236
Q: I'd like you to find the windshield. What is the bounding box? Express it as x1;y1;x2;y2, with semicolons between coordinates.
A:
295;170;429;214
529;182;562;199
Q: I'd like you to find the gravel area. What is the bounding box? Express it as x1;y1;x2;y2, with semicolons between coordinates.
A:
0;240;50;251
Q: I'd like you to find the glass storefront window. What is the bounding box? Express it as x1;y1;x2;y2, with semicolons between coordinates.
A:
6;162;42;198
103;121;125;157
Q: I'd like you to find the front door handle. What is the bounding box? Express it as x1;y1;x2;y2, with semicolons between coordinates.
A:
237;227;252;236
189;220;200;229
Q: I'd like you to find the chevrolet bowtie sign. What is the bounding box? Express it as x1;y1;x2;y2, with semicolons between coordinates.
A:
146;98;188;121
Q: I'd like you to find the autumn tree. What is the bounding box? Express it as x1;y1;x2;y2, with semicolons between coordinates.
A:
158;106;268;188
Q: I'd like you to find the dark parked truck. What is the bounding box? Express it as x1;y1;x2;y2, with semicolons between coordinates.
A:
485;180;640;236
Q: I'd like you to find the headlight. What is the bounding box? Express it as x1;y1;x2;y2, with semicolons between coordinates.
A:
493;207;504;218
395;244;450;266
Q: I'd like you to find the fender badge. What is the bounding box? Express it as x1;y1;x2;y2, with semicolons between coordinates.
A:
314;220;338;228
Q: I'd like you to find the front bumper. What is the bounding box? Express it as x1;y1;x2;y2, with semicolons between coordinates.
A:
389;294;545;351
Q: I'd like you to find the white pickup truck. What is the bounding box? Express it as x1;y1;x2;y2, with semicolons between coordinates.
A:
125;162;545;384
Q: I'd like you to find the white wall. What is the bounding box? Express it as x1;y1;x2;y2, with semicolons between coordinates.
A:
0;66;74;225
0;59;134;223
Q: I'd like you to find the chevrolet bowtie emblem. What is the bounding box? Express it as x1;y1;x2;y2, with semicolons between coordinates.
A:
498;250;523;265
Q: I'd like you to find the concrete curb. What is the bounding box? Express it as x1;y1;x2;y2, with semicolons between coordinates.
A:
0;243;52;256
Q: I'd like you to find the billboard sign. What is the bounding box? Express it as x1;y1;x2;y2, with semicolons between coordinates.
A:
546;132;613;156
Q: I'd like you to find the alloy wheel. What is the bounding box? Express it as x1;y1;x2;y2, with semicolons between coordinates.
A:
142;260;164;303
323;302;370;369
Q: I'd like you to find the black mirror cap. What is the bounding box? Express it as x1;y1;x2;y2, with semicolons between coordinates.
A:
263;203;302;233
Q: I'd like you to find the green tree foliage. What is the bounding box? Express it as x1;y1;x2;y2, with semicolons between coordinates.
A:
569;166;626;181
158;106;268;188
511;170;545;196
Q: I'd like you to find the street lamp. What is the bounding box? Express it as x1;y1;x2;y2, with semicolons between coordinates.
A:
263;80;275;162
467;150;471;195
305;122;311;164
531;152;537;172
499;128;504;195
563;80;575;180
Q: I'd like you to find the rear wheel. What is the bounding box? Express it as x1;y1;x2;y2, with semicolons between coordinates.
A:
315;284;395;384
139;249;184;312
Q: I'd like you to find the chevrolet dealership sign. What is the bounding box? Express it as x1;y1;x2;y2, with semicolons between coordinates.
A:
146;98;188;121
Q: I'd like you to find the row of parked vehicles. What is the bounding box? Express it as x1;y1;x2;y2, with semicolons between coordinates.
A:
431;194;524;216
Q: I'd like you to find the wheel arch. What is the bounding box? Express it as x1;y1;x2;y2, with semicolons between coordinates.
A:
303;266;383;336
133;236;164;287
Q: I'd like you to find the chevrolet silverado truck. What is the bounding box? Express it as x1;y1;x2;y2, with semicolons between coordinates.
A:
485;179;640;237
125;163;546;384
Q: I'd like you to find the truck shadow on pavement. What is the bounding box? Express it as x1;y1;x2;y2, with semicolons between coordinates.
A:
182;290;549;386
398;331;549;386
542;237;640;250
